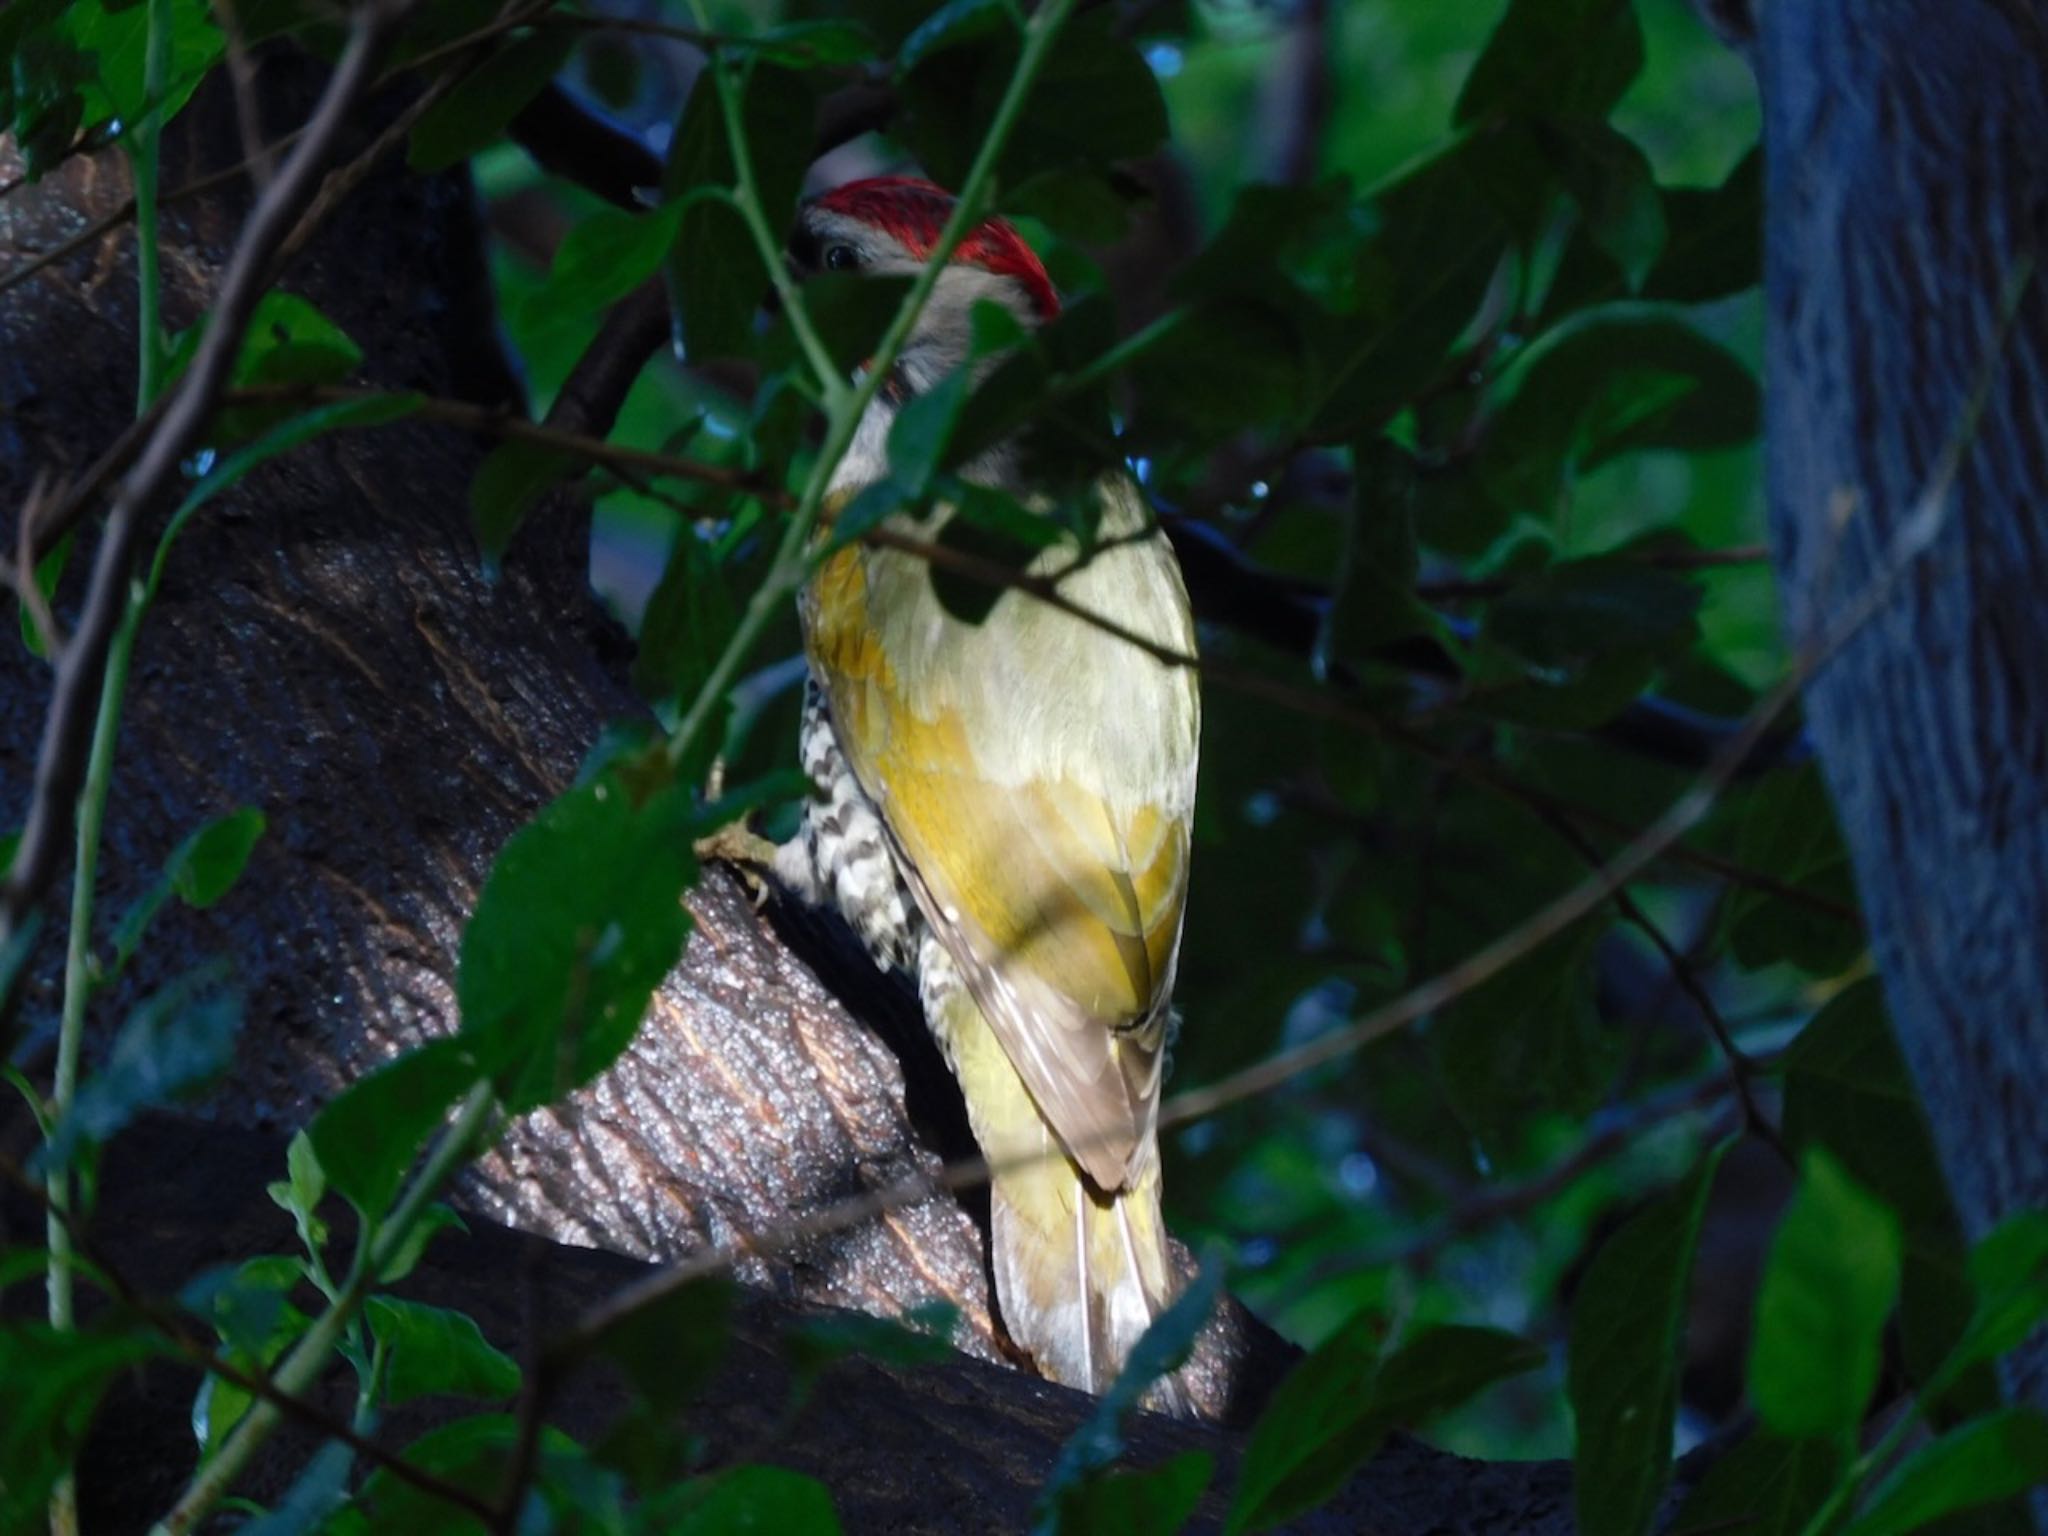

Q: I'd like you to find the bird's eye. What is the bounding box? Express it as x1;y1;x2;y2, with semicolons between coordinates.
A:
823;243;861;272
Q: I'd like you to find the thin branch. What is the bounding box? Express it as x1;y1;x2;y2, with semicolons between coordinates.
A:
0;0;412;1000
1533;804;1794;1168
0;0;554;304
1329;1062;1762;1282
212;0;278;192
14;473;65;656
1417;543;1772;601
0;1154;497;1522
226;384;770;496
154;1083;499;1534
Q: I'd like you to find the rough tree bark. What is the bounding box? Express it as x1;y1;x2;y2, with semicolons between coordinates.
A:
1;55;1008;1353
0;62;1597;1534
1756;0;2048;1408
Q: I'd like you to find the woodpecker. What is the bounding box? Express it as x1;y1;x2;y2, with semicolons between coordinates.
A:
771;177;1202;1409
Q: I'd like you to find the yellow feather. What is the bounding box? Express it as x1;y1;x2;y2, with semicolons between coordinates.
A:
801;484;1197;1190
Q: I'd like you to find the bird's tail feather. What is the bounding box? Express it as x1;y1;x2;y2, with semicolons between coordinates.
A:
989;1145;1193;1414
940;989;1190;1412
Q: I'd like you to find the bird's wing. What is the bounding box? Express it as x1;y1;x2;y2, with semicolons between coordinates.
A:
804;518;1196;1191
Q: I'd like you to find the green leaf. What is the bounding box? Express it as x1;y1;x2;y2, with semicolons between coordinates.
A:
19;527;69;660
46;969;241;1165
109;807;266;975
1569;1148;1725;1536
663;61;815;363
1722;765;1864;976
1463;554;1703;729
1007;166;1133;244
896;10;1165;192
1228;1307;1377;1534
1435;924;1614;1151
652;1465;842;1535
887;303;1025;497
1040;1259;1223;1526
284;1128;325;1222
469;437;579;573
1667;1432;1838;1536
0;1324;164;1527
1308;140;1514;436
190;1258;313;1455
365;1296;521;1406
925;500;1048;627
233;1439;354;1536
747;19;878;68
1480;312;1759;518
357;1419;505;1532
231;291;362;390
633;529;740;708
763;272;915;380
1046;1452;1212;1536
2;4;91;176
1782;981;1983;1409
307;1037;483;1223
180;1254;306;1361
1955;1213;2048;1372
408;29;573;171
64;0;222;135
1844;1409;2048;1536
171;806;266;906
1540;120;1666;289
1455;0;1643;125
1320;440;1438;666
1130;296;1312;445
1228;1320;1540;1533
524;201;685;321
892;362;978;495
894;0;1009;77
377;1203;467;1287
1644;148;1761;303
458;774;697;1112
1750;1148;1902;1440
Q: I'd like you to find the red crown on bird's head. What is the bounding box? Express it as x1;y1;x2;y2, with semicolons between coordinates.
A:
812;176;1061;322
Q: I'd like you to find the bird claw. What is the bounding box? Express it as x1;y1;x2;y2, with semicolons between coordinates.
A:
693;821;781;908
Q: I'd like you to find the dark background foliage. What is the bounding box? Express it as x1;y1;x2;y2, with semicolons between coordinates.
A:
3;0;2046;1532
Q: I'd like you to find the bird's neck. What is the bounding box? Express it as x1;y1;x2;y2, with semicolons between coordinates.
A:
826;384;904;501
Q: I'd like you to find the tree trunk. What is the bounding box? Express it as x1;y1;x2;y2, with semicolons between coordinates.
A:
1758;0;2048;1403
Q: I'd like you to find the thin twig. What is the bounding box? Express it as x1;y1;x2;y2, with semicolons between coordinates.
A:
0;1154;497;1522
0;0;411;1011
1534;806;1794;1168
1417;543;1773;602
152;1083;498;1534
226;384;769;495
14;473;65;656
1324;1064;1763;1284
212;0;277;191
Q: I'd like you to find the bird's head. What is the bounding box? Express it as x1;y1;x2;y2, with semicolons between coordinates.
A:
789;176;1059;398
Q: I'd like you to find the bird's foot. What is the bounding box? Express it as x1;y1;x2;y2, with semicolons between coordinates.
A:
693;820;782;907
